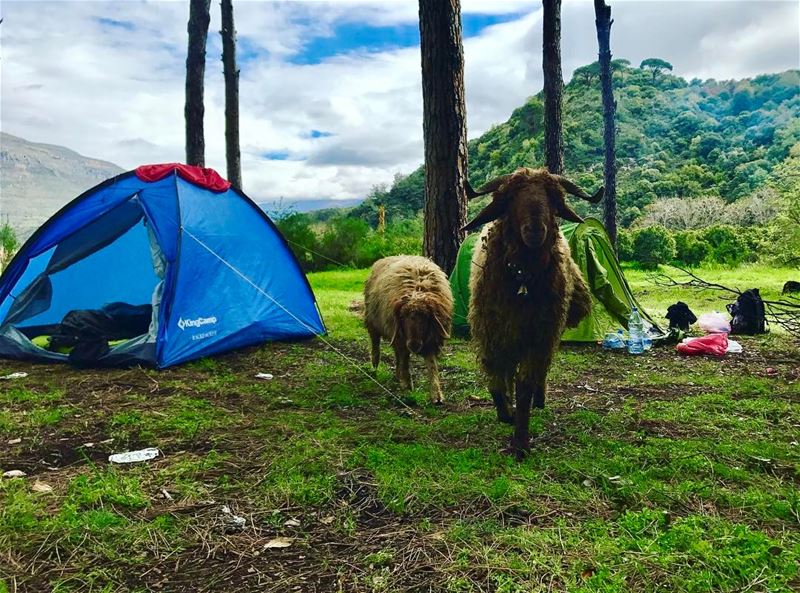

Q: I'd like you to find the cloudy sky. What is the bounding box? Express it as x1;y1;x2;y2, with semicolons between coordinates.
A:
1;0;798;205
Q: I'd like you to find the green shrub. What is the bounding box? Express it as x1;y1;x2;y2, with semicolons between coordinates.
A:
701;224;748;266
617;230;634;261
274;212;320;272
673;230;710;267
632;225;676;269
319;217;370;268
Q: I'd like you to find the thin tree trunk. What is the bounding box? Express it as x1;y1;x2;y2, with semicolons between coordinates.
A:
418;0;469;275
542;0;564;175
221;0;242;188
185;0;211;167
595;0;617;250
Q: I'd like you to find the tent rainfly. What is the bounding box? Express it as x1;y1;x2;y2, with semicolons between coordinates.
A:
450;218;666;342
0;164;325;367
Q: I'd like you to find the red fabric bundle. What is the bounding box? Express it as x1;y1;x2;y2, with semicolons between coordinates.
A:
676;333;728;356
135;163;231;192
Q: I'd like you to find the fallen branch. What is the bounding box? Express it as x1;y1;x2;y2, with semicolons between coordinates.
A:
650;265;800;337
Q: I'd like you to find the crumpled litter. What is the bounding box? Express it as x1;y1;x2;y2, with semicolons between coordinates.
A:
676;333;728;356
220;505;246;533
0;372;28;380
108;448;160;464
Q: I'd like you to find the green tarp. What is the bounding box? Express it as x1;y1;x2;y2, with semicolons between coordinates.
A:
449;218;666;342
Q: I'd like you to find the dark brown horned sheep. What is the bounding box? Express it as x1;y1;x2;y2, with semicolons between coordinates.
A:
364;256;453;403
465;167;603;459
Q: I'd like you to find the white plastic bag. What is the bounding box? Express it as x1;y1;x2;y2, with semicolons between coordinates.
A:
698;311;730;334
726;339;743;353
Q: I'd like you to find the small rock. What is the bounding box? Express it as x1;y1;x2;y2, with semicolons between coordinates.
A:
264;537;293;549
7;438;21;445
2;470;27;478
32;481;53;493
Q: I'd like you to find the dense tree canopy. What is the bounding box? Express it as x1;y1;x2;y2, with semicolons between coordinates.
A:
354;63;800;229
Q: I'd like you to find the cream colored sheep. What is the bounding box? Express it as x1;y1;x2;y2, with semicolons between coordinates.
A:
364;255;453;403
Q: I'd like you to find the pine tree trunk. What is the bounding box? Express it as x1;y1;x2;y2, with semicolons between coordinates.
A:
542;0;564;175
221;0;242;188
594;0;617;250
185;0;211;167
419;0;469;276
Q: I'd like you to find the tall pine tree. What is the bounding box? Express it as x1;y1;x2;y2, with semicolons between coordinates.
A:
595;0;617;248
221;0;242;188
185;0;211;167
542;0;564;175
418;0;469;275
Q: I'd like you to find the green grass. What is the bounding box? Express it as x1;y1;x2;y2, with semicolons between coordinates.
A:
0;263;798;592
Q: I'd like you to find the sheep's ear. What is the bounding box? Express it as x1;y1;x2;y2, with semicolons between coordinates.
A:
462;198;509;232
555;201;585;224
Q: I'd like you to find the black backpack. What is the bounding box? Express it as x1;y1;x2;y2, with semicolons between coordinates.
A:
727;288;767;335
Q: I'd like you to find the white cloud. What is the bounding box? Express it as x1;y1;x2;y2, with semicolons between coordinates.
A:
1;0;797;206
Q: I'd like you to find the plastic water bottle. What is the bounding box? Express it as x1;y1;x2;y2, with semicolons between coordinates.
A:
628;307;644;355
602;329;626;350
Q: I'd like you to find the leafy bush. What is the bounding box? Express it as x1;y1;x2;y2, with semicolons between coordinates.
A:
701;225;748;266
274;212;319;272
632;225;676;269
617;230;634;261
673;230;710;267
319;217;370;268
1;222;20;271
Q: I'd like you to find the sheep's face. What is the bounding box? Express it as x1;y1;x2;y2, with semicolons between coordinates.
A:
463;169;605;247
395;296;449;355
506;182;559;250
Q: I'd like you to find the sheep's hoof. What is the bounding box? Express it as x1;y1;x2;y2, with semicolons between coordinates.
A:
510;435;531;461
497;409;515;425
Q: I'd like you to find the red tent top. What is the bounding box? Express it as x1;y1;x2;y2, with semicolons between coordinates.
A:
135;163;231;192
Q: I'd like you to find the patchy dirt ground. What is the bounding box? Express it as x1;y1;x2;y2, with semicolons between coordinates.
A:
1;283;799;592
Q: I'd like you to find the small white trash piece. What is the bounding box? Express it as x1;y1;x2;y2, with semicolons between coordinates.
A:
108;448;160;464
2;470;27;478
0;372;28;380
726;339;743;353
255;373;274;380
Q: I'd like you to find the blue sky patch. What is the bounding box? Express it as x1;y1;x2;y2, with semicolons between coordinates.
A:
288;12;528;65
308;129;333;139
262;151;290;161
96;17;136;31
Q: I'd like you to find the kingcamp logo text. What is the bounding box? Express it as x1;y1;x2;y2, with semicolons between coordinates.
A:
177;316;218;331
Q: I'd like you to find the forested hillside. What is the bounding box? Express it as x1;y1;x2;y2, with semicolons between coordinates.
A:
353;63;800;227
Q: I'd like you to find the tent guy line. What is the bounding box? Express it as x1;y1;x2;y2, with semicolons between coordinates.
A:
180;226;418;415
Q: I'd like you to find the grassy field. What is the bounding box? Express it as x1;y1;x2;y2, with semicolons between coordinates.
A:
1;264;798;593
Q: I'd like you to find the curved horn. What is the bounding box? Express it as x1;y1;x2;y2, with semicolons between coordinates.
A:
465;174;513;200
553;175;605;204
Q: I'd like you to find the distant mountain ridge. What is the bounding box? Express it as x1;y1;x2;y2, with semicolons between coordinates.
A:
0;133;364;239
1;132;125;238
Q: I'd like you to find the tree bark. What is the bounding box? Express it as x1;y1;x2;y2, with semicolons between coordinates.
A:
221;0;242;188
418;0;469;276
185;0;211;167
594;0;617;250
542;0;564;175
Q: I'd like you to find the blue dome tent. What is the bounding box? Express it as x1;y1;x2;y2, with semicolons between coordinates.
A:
0;164;325;367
